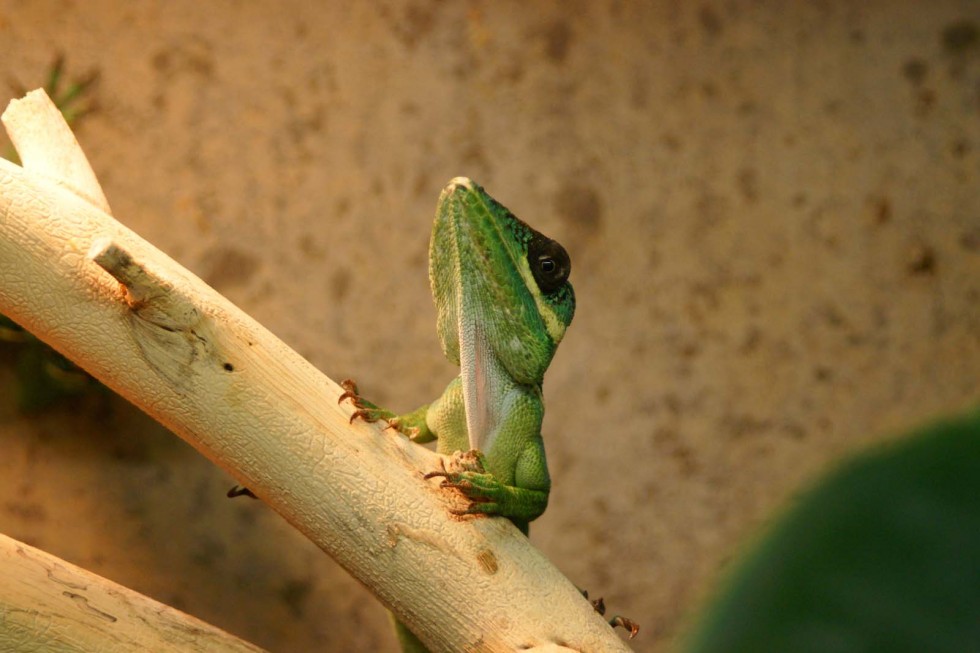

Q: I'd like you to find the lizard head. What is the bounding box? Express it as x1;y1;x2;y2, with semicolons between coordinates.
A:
429;177;575;387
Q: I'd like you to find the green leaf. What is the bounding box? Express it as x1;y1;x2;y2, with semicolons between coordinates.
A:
682;408;980;653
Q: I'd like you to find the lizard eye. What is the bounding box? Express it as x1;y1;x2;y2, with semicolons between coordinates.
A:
528;233;571;293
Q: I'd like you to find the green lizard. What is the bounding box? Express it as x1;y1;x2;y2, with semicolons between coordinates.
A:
339;178;636;650
341;177;573;535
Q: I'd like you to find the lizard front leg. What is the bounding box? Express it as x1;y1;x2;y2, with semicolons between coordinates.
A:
338;379;436;443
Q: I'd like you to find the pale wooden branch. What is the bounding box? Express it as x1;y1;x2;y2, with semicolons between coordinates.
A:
0;90;633;652
0;533;268;653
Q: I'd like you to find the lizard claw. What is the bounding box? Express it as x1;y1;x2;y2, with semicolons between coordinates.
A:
227;485;257;499
337;379;360;405
338;379;392;424
584;589;639;640
424;451;508;517
423;457;448;481
348;408;381;424
610;616;640;640
427;476;475;493
424;468;480;516
423;450;488;484
338;380;431;442
591;595;606;615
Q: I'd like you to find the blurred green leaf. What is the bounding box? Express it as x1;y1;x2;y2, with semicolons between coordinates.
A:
12;343;93;412
682;409;980;653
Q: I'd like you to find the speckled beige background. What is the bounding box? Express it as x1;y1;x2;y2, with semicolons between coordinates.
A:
1;2;978;651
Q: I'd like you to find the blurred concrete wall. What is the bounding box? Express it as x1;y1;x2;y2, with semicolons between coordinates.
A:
0;2;977;651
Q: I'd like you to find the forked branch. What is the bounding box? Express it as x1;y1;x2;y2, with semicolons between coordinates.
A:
0;90;631;652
